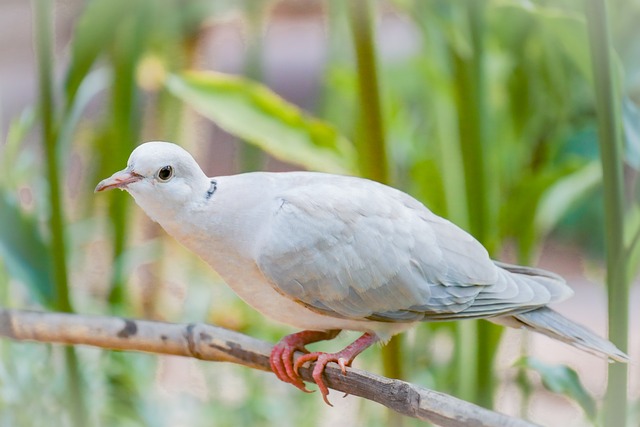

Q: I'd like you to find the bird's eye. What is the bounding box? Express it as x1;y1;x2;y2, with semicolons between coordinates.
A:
157;166;174;182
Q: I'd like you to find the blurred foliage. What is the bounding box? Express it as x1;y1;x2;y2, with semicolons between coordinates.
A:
165;71;357;174
0;0;639;426
516;356;596;423
0;190;54;306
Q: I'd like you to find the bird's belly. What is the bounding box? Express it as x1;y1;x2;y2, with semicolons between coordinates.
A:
206;257;412;339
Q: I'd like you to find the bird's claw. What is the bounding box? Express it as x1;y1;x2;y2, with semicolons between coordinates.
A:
338;357;349;375
270;331;374;406
293;352;353;406
269;330;340;395
269;340;312;393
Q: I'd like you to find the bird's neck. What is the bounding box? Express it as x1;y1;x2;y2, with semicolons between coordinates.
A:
155;174;271;271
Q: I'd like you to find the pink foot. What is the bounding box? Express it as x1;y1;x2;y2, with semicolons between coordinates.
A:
269;330;340;393
293;332;378;406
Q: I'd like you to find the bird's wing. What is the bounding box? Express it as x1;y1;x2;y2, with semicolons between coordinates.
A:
254;177;523;322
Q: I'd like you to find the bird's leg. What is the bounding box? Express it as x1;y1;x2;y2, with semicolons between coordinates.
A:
270;329;341;393
293;332;379;406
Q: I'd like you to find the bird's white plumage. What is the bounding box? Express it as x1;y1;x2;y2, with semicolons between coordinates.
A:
96;141;627;361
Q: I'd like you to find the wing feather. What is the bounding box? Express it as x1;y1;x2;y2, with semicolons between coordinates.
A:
254;176;499;321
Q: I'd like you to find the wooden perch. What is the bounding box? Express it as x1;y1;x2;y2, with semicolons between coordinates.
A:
0;308;537;427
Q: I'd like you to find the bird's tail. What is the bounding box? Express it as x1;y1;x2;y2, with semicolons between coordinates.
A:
494;306;629;363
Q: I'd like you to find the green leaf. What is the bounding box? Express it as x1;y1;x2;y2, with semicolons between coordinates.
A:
623;97;640;170
0;190;54;307
624;203;640;282
1;108;36;188
499;162;587;262
59;68;111;165
165;71;357;174
535;161;602;235
495;2;627;87
516;356;597;421
494;3;590;81
64;0;133;102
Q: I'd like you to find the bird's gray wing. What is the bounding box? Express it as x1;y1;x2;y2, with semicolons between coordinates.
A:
255;178;496;321
254;177;550;322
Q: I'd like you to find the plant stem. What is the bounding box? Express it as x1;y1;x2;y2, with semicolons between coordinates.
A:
584;1;628;425
455;0;489;248
238;0;265;172
348;1;399;424
34;0;69;313
451;0;500;408
348;0;388;183
33;0;87;425
106;15;144;309
455;320;478;402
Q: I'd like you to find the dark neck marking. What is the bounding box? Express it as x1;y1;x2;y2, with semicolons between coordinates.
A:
206;179;218;200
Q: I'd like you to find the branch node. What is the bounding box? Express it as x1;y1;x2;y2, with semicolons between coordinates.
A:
185;323;204;360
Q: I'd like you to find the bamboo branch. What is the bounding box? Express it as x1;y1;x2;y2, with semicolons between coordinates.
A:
0;308;537;427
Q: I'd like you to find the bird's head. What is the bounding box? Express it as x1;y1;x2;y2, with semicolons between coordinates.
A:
95;141;211;222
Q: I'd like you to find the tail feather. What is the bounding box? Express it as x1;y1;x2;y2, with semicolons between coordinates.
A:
495;306;628;363
494;261;574;303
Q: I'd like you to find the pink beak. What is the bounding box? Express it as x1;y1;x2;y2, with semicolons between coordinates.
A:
95;169;143;192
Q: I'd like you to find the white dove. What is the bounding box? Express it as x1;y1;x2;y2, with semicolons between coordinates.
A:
96;141;627;405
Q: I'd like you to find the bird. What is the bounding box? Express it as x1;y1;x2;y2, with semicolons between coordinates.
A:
96;141;628;405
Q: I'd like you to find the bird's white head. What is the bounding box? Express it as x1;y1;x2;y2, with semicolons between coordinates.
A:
95;141;211;223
